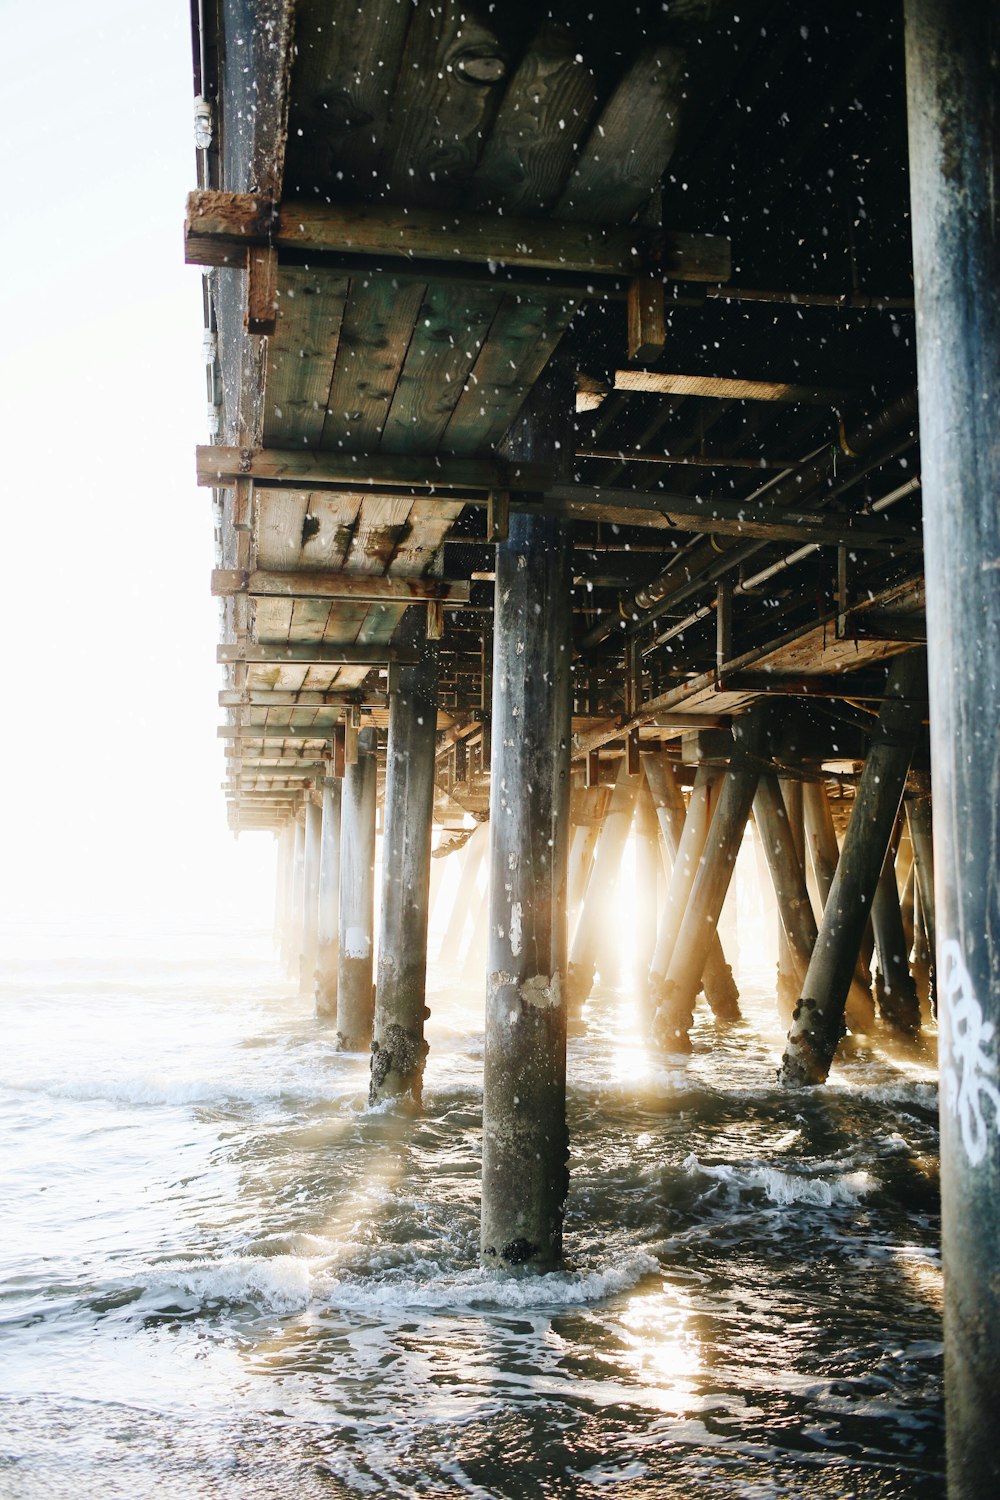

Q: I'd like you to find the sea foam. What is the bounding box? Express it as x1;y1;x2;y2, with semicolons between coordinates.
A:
683;1154;874;1208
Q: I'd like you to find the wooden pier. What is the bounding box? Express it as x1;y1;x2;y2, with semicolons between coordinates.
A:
187;3;998;1493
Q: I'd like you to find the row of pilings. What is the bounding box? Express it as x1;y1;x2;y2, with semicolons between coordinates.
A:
262;4;998;1486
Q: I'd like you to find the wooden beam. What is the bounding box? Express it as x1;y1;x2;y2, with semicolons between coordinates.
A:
217;642;421;666
197;445;549;494
219;724;339;740
541;485;922;548
614;370;849;404
200;449;919;547
627;274;667;363
219;690;387;708
717;671;900;700
211;568;470;603
184;190;731;284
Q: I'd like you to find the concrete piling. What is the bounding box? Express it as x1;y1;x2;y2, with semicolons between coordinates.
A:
906;0;1000;1485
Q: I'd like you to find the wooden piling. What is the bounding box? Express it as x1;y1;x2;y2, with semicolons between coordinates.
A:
753;774;819;1016
774;779;805;1025
567;757;639;1006
335;727;378;1050
276;822;294;961
779;651;926;1085
482;365;573;1272
643;754;740;1021
871;843;921;1034
301;798;322;995
653;709;766;1050
906;3;1000;1486
287;815;305;975
370;616;440;1104
904;782;936;1000
647;765;714;1004
315;778;342;1018
802;780;877;1030
634;782;660;1004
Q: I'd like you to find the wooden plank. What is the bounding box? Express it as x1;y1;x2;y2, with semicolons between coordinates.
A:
334;499;462;692
613;371;849;404
321;276;427;452
294;492;364;569
556;47;684;224
283;0;411;199
263;269;349;447
380;282;500;453
341;495;415;574
212;569;470;602
255;491;310;569
472;25;597;214
441;293;578;455
289;596;336;648
185;192;731;282
251;597;294;649
379;0;507;206
197;446;550;493
218;643;420;666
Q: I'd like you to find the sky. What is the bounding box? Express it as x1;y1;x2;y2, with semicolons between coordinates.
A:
0;0;275;927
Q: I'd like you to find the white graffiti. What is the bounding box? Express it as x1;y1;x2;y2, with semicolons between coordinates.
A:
940;939;1000;1166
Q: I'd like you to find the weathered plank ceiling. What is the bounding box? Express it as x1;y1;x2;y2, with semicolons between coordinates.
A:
192;0;923;828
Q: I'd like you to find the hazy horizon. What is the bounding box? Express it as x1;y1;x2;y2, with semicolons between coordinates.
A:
0;0;275;928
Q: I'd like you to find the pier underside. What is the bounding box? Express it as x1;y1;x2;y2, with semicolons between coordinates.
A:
188;2;999;1492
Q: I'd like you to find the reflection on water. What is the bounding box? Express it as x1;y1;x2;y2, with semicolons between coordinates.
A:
0;919;943;1498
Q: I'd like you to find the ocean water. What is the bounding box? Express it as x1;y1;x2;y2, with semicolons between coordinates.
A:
0;918;943;1498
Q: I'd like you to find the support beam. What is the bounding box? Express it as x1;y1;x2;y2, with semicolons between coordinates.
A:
906;8;1000;1483
185;190;731;283
211;568;470;604
219;690;387;709
218;642;420;667
779;651;926;1085
653;709;766;1050
315;778;342;1019
613;369;849;404
482;368;573;1272
335;727;378;1050
370;613;440;1105
198;449;918;547
300;799;322;995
